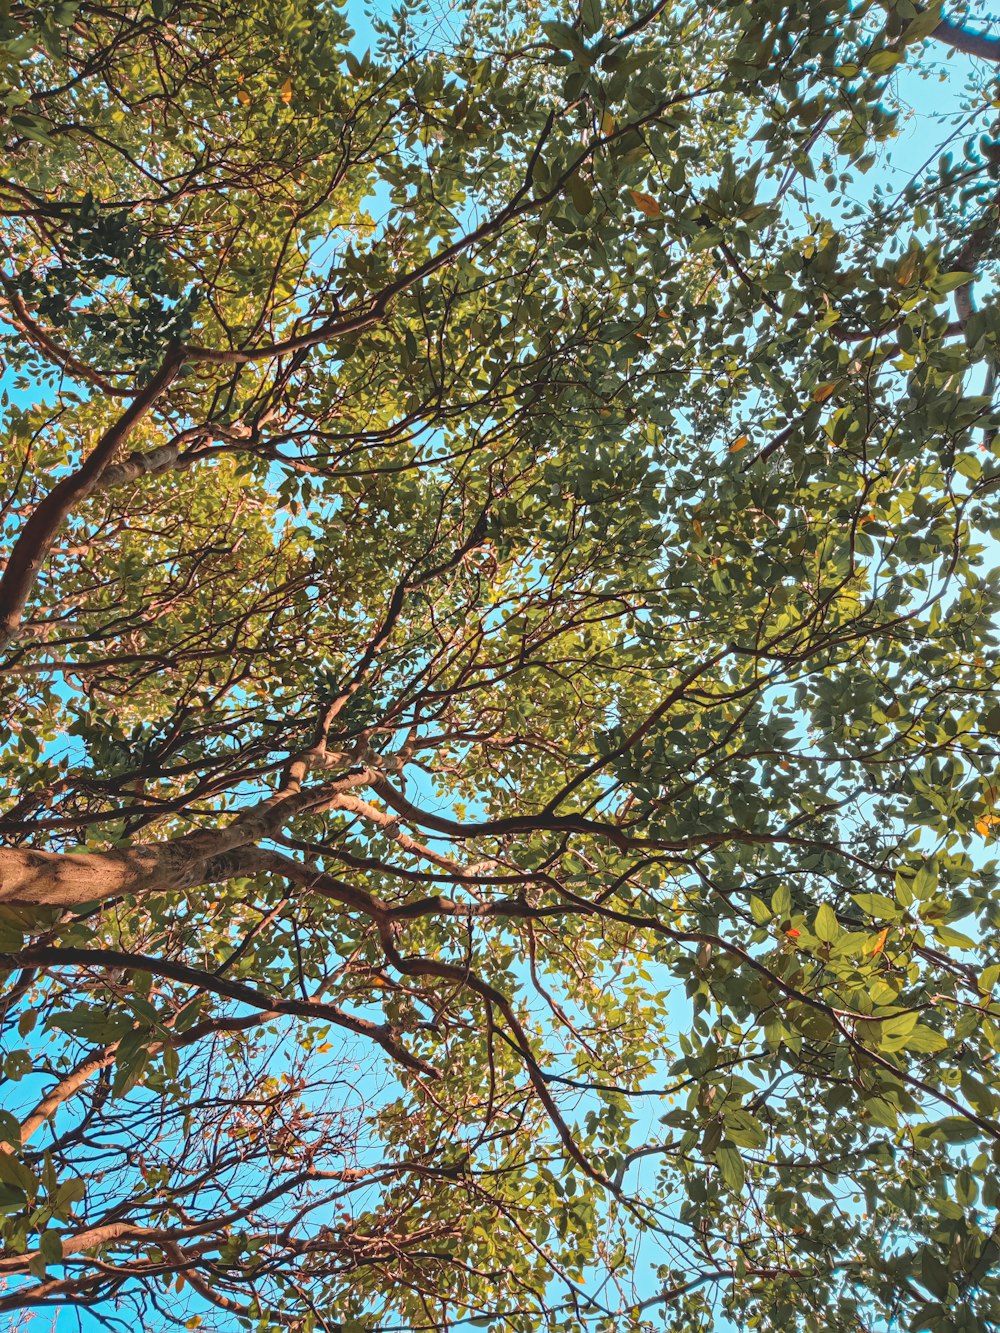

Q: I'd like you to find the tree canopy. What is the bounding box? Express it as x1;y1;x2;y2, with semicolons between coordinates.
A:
2;1;1000;1330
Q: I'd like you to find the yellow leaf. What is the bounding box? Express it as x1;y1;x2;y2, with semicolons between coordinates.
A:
897;253;917;286
281;77;293;105
629;189;661;219
812;382;837;403
729;435;749;453
237;89;251;106
601;111;615;136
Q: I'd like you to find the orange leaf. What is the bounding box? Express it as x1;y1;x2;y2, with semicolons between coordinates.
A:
629;190;661;219
897;253;917;286
785;928;800;938
281;77;293;104
729;435;749;453
812;382;837;403
871;926;889;956
237;89;251;106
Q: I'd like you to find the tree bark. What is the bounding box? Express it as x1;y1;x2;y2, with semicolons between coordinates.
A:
0;841;251;907
934;14;1000;62
0;777;368;906
0;351;182;652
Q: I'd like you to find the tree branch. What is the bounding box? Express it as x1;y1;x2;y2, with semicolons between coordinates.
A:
933;13;1000;61
0;349;182;651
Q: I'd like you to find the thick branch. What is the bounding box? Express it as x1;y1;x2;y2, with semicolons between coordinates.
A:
933;13;1000;61
0;775;369;907
0;350;182;650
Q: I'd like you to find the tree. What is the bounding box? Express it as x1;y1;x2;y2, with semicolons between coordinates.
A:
1;0;1000;1328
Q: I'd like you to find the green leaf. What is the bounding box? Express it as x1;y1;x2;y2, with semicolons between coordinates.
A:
112;1047;150;1100
880;1010;918;1039
0;916;24;951
866;49;903;74
934;271;974;293
932;924;977;951
723;1108;766;1149
814;903;840;942
47;1006;129;1043
864;1097;899;1129
901;3;945;44
580;0;602;36
0;1111;21;1146
39;1229;63;1265
567;173;594;216
903;1025;948;1054
51;1178;86;1211
852;892;899;920
0;1151;36;1196
2;1050;30;1082
714;1145;745;1191
540;19;583;52
749;895;771;924
930;1117;980;1144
